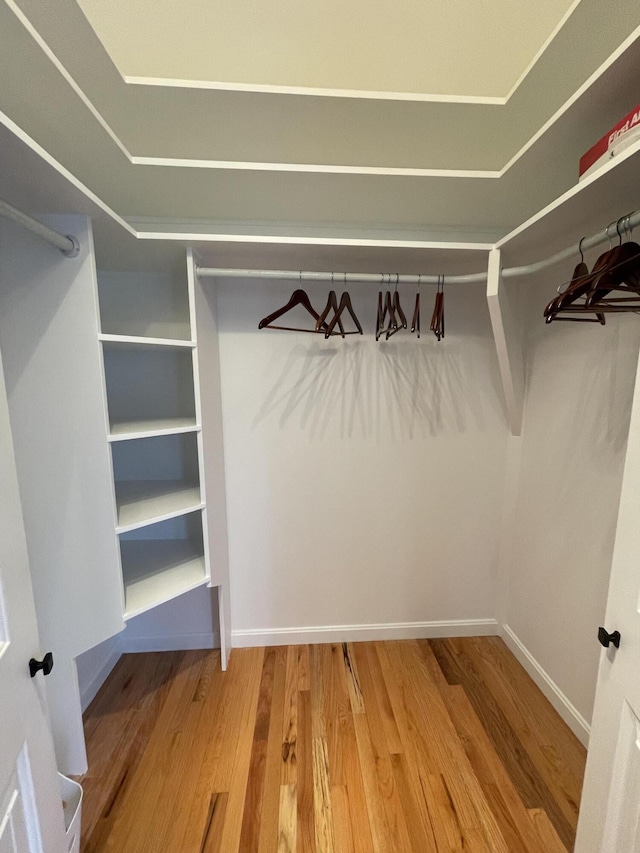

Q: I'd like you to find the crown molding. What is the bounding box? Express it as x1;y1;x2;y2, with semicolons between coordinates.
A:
124;76;506;105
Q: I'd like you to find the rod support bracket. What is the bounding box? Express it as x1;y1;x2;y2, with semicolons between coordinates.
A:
61;234;80;258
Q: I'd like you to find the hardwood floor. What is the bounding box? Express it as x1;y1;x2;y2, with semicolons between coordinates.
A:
77;637;586;852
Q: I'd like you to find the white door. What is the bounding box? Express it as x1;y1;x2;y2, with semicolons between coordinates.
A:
575;353;640;852
0;345;66;852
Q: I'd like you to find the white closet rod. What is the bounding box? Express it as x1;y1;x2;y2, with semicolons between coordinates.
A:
197;208;640;285
0;198;79;256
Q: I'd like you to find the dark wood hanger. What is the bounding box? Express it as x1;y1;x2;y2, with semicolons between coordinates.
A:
386;294;407;339
315;290;345;337
259;288;330;333
544;236;607;324
379;291;398;339
545;221;640;323
585;241;640;306
411;277;420;337
376;276;393;341
375;289;388;341
430;276;445;340
323;291;363;339
385;275;407;340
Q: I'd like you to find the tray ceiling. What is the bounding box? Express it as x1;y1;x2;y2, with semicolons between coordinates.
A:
76;0;578;99
0;0;639;264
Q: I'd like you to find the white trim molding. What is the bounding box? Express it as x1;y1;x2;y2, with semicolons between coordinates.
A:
124;76;505;104
501;624;590;747
231;618;499;647
130;156;499;179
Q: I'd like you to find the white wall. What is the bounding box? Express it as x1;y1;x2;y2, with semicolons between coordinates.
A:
217;277;509;643
504;280;640;733
75;585;218;708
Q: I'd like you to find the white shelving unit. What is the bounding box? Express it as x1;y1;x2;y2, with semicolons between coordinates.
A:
115;482;203;531
102;344;197;438
120;512;208;619
95;266;223;637
189;249;232;666
112;431;203;532
97;270;192;341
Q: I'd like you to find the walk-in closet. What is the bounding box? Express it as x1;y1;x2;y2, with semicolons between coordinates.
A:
2;1;640;851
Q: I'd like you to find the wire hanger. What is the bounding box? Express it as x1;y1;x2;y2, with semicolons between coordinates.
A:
258;272;331;333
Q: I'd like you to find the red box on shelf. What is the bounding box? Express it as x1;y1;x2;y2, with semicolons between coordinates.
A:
579;104;640;179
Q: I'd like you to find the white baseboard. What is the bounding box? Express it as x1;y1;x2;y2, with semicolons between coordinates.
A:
231;618;499;647
79;639;122;712
501;624;590;747
121;631;216;653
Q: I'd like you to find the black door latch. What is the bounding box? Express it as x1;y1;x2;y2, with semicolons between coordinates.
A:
29;652;54;678
598;627;621;649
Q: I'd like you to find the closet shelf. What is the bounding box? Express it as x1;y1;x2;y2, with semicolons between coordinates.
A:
115;481;204;533
99;334;196;350
121;540;209;619
108;418;200;442
498;135;640;265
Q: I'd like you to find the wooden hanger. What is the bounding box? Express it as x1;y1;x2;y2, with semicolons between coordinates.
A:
315;286;346;337
376;275;389;341
545;218;640;322
385;274;407;339
430;276;445;340
384;290;397;334
562;225;628;309
411;275;420;338
259;284;330;333
323;289;364;339
544;236;607;324
585;234;640;307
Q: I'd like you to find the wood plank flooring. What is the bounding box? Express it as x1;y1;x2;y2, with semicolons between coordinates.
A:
77;637;586;852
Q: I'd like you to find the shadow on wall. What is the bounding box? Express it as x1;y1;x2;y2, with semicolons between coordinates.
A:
523;314;640;510
250;337;503;441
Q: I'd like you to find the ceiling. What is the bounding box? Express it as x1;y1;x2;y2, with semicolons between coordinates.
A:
76;0;577;99
0;0;639;270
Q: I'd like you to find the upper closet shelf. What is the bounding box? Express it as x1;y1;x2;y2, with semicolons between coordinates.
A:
97;271;192;342
100;334;196;351
108;418;200;442
498;136;640;266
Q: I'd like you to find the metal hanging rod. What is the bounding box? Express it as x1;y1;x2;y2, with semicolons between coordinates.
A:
197;208;640;285
0;198;79;257
197;267;486;285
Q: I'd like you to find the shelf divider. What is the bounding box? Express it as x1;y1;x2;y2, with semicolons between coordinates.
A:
115;480;204;532
121;539;208;619
100;333;196;350
108;418;200;442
